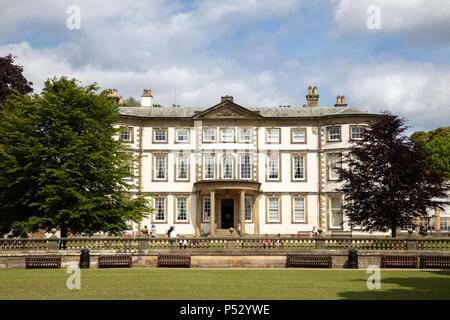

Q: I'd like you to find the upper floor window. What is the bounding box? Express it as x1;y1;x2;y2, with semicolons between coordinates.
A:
239;129;252;143
203;129;216;143
222;155;234;179
221;128;235;143
176;155;189;181
120;127;133;142
266;128;280;144
350;126;364;140
153;154;167;181
175;129;189;143
328;153;341;181
153;128;167;143
203;154;215;180
267;154;280;181
292;154;306;181
327;126;341;142
240;155;251;179
291;128;306;143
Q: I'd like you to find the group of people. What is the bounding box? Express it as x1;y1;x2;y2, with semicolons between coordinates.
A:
141;224;157;238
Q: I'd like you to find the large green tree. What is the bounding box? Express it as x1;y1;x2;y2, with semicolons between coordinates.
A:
0;77;149;237
411;127;450;180
337;112;447;237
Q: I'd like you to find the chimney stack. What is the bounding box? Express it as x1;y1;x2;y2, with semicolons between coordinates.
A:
306;86;319;107
334;95;348;107
141;89;153;107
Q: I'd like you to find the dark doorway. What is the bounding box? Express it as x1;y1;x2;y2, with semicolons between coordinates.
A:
221;199;234;229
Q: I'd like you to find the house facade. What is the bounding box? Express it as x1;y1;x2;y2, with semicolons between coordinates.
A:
115;87;448;236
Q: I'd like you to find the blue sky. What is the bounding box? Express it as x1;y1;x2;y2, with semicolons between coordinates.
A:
1;0;449;133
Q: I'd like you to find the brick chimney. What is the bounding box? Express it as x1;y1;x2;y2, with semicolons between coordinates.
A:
141;89;153;107
306;86;319;107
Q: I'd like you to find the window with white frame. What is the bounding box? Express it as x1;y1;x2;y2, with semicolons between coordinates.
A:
245;197;252;221
268;197;280;222
292;155;306;181
203;197;211;222
328;154;341;180
292;129;306;143
239;129;251;142
176;155;188;180
203;154;215;180
351;126;364;140
176;129;189;142
221;128;234;142
154;129;167;142
203;129;216;142
154;155;166;180
120;127;132;141
240;155;251;179
267;128;280;143
330;197;342;228
176;197;188;222
268;154;279;180
328;127;341;141
154;198;166;222
293;197;306;222
222;155;234;179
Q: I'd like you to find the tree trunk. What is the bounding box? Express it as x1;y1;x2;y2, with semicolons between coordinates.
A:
59;224;68;249
391;218;397;238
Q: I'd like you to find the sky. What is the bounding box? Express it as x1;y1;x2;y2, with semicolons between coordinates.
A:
1;0;449;134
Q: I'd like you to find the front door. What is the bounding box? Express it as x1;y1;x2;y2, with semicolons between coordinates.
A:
221;199;234;229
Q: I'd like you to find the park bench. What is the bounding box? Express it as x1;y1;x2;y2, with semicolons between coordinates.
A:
25;255;61;269
98;254;132;268
297;231;312;237
381;255;418;268
331;230;352;238
157;254;191;268
420;255;450;269
286;254;332;268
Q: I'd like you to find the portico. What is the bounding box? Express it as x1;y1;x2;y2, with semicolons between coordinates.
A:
194;180;261;236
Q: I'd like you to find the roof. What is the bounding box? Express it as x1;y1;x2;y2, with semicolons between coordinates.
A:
118;102;373;119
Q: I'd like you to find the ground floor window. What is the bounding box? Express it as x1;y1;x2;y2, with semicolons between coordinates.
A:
329;197;342;228
176;197;188;222
154;198;166;222
245;197;252;222
267;197;280;222
203;197;211;222
293;197;306;223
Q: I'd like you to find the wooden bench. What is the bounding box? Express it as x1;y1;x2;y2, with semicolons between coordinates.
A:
25;255;61;269
331;230;352;238
286;254;332;268
98;255;132;268
157;254;191;268
297;231;312;237
420;255;450;269
381;255;418;268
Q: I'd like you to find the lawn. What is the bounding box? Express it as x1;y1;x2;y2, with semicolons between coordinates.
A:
0;269;449;300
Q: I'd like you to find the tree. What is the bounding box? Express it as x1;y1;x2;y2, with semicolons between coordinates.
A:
123;97;140;107
337;112;447;237
0;77;149;237
411;127;450;180
0;54;33;103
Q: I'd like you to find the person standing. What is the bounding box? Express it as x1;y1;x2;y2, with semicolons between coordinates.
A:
150;224;156;238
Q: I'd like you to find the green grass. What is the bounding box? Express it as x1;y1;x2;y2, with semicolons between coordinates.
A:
0;269;449;300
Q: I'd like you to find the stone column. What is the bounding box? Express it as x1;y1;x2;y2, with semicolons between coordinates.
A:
210;191;215;236
254;194;260;235
240;190;246;235
195;192;201;236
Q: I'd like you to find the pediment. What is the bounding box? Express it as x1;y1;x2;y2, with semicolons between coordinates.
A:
193;101;263;119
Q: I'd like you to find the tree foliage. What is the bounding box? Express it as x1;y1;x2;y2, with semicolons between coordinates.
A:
411;127;450;180
337;112;447;237
123;97;140;107
0;54;33;103
0;77;149;236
